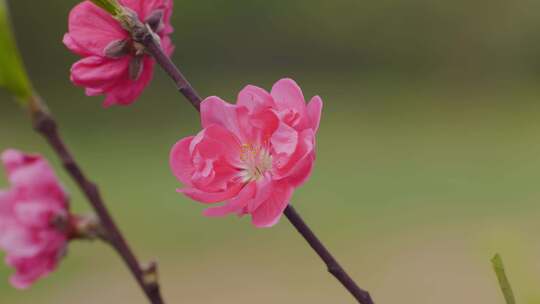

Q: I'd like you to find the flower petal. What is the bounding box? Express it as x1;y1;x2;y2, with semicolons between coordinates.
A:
7;254;57;290
203;183;256;217
67;1;127;56
161;36;175;57
251;182;293;228
237;85;275;113
273;129;315;187
14;201;61;229
271;122;298;157
247;174;273;212
0;227;41;258
271;78;306;114
2;150;67;204
307;96;323;133
200;96;242;134
102;57;155;107
170;136;196;186
62;33;89;57
178;183;243;204
70;56;130;89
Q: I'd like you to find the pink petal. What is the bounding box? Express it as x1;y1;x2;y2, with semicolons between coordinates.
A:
251;182;294;228
170;136;196;186
191;159;238;193
271;122;299;157
285;152;315;188
247;175;274;212
273;129;315;187
161;36;175;57
10;273;33;290
138;0;173;22
14;201;59;229
245;109;280;145
102;57;155;107
67;1;127;56
0;191;13;216
203;183;256;217
160;0;175;35
0;227;41;258
237;85;275;113
7;255;57;290
1;149;39;177
2;150;67;204
200;96;243;135
119;0;143;15
85;88;103;96
191;126;241;161
9;168;66;206
307;96;323;133
270;78;306;115
178;183;243;204
62;33;89;57
70;56;130;89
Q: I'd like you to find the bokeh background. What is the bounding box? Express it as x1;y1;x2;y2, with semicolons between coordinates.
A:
2;0;540;303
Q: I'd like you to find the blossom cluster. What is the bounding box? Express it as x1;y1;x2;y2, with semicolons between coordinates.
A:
1;0;323;290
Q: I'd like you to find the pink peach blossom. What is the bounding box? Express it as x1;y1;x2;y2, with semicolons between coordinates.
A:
0;150;69;289
64;0;174;107
170;78;323;227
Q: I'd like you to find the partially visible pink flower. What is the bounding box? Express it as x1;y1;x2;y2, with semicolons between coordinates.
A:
170;78;323;227
64;0;174;107
0;150;69;289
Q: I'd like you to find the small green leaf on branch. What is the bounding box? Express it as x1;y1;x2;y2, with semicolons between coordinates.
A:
0;0;32;104
492;253;517;304
90;0;123;17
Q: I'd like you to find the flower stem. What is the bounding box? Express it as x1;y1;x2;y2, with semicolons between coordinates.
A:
284;206;374;304
140;34;202;111
137;29;375;304
31;106;165;304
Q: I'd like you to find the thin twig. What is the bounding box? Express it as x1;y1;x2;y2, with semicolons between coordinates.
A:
31;107;164;304
135;26;375;304
284;206;374;303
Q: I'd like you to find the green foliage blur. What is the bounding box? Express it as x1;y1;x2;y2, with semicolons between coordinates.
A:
1;1;540;303
0;0;32;103
492;254;517;304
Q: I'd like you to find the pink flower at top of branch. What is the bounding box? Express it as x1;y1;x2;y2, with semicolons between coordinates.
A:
170;78;323;228
64;0;174;107
0;150;70;289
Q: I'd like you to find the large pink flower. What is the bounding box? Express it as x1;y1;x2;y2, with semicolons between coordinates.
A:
0;150;69;289
64;0;174;107
170;78;323;227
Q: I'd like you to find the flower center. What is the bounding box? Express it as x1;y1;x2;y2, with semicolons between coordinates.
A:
238;143;272;182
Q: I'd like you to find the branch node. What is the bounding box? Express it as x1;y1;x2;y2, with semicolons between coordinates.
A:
142;261;160;290
32;110;57;135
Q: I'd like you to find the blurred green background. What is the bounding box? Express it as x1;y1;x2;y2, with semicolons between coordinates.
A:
2;0;540;303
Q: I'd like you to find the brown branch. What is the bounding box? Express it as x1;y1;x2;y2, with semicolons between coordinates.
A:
284;206;374;304
31;107;164;304
133;25;375;304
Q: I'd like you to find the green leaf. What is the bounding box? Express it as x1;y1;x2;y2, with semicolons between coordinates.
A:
0;0;32;103
492;254;517;304
90;0;122;17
